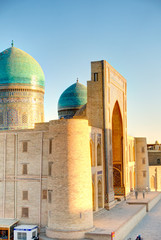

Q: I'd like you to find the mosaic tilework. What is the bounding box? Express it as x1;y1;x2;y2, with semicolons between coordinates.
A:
22;113;28;124
114;186;125;196
0;112;3;125
0;97;43;104
7;108;18;126
0;90;44;130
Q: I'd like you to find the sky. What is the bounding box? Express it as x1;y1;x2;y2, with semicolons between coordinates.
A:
0;0;161;143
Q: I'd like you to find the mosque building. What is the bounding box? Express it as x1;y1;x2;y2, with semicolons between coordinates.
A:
0;43;150;239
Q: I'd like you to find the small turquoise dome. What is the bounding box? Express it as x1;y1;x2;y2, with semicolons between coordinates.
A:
58;81;87;119
0;46;45;89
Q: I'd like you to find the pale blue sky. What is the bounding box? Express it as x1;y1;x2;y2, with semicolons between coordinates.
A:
0;0;161;143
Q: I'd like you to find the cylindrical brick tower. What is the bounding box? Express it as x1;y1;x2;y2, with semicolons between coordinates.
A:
46;119;93;239
0;45;45;130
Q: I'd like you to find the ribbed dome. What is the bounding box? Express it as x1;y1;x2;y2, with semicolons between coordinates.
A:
58;81;87;119
0;47;45;89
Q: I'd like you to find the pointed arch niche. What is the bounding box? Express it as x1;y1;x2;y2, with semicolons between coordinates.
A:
112;101;124;195
98;179;103;208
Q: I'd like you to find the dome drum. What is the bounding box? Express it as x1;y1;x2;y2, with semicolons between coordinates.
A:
58;108;82;119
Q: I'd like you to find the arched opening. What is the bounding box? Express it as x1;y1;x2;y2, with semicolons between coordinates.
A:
97;144;101;166
113;167;121;186
112;101;124;195
98;179;103;208
150;175;155;190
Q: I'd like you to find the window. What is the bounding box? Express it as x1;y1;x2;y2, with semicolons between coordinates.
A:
0;230;8;238
22;191;28;200
32;231;36;239
94;73;98;82
22;207;29;218
157;159;160;164
22;164;27;175
142;158;145;164
42;190;47;199
0;112;3;125
22;113;28;124
22;142;28;152
49;139;52;154
0;230;8;239
141;147;145;153
97;144;101;166
7;108;18;125
48;190;52;203
48;162;53;176
143;171;146;178
17;232;27;240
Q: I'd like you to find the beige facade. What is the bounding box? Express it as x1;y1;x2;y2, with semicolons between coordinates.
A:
135;138;149;190
87;60;128;208
90;127;104;211
126;136;136;194
149;166;161;191
148;141;161;191
0;59;151;239
0;127;48;226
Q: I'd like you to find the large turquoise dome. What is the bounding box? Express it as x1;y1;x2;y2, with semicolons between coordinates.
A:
58;81;87;119
0;46;45;89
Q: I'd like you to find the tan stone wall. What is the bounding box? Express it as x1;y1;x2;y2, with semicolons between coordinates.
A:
46;119;93;239
90;127;104;211
148;149;161;191
87;61;103;128
0;128;48;227
126;136;136;194
149;166;161;191
148;151;161;165
135;138;149;190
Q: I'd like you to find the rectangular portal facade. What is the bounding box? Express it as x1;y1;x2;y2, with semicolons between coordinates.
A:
87;60;128;207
